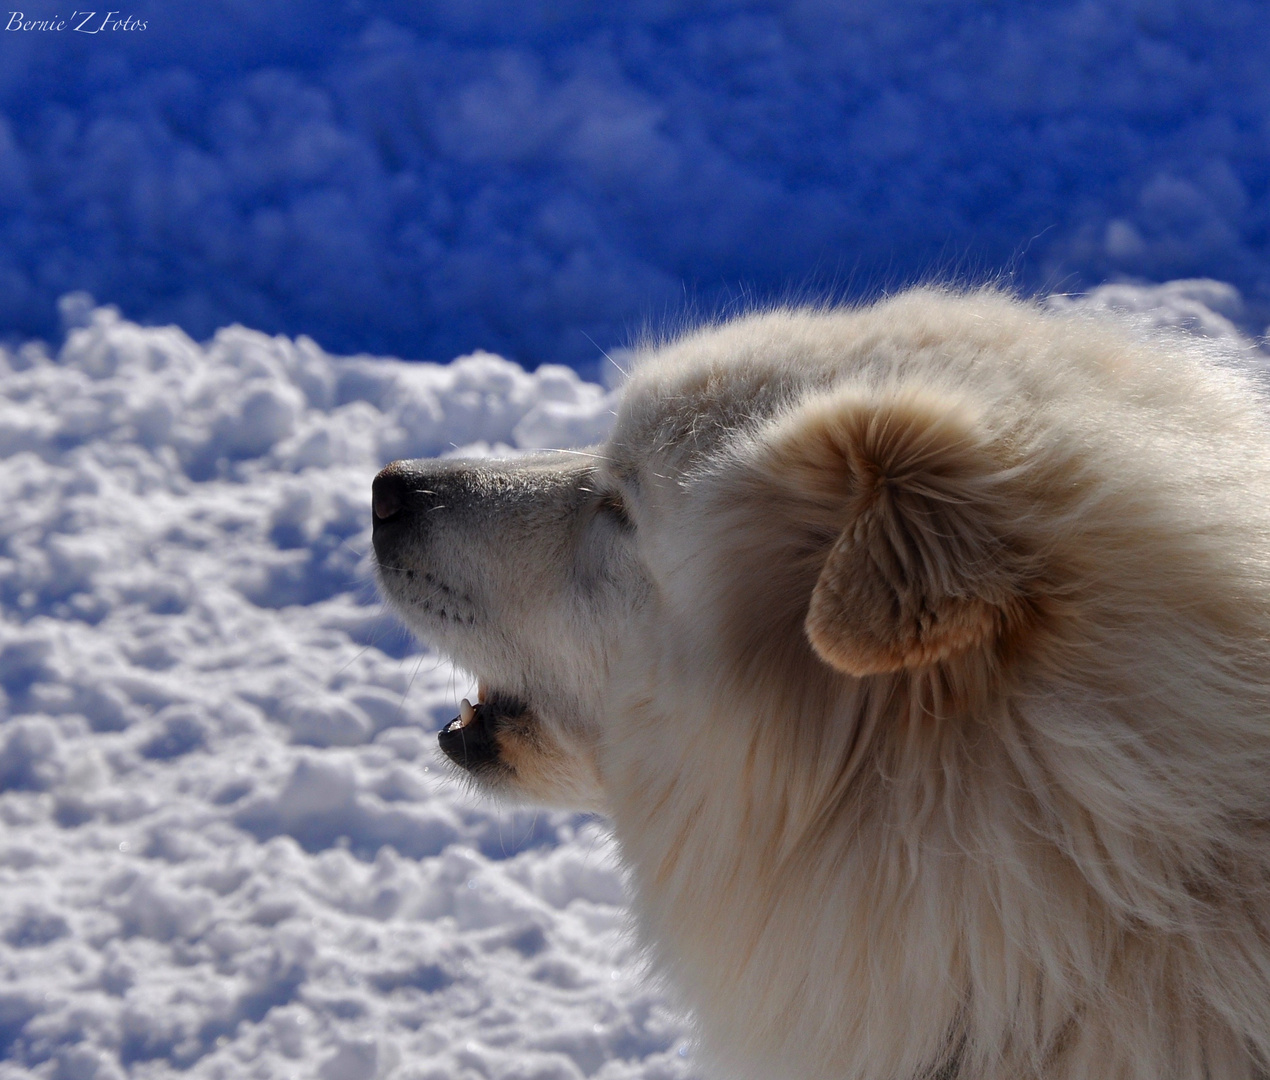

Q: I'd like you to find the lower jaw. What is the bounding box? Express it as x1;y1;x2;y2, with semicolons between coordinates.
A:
438;689;530;773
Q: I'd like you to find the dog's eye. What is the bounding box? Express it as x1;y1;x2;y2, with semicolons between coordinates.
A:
597;491;634;530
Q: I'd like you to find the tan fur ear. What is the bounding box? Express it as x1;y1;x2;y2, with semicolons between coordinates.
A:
770;386;1026;677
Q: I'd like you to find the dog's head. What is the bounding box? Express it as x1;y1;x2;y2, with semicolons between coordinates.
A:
373;301;1046;811
370;451;639;809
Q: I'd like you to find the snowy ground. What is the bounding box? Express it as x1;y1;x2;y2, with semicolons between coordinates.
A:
0;282;1263;1079
3;2;1270;366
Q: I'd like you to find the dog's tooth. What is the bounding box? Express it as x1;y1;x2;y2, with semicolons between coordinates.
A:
459;698;476;727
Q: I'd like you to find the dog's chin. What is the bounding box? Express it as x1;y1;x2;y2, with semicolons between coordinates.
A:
437;685;609;811
438;686;528;775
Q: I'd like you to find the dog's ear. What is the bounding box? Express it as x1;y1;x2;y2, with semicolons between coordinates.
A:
763;385;1028;678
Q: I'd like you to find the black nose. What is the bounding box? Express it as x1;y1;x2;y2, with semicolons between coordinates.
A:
372;468;408;523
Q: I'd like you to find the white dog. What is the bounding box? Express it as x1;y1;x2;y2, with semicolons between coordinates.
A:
373;289;1270;1080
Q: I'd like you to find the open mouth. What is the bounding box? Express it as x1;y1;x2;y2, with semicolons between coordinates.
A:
438;683;530;774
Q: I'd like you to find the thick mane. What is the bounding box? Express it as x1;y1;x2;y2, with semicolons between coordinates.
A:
607;291;1270;1080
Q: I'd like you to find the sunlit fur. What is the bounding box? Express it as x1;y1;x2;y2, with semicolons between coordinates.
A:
379;289;1270;1080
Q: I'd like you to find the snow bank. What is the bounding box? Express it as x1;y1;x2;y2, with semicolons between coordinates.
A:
1;3;1269;368
0;284;1261;1078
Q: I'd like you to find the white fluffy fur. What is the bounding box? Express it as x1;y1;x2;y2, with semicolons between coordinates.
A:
376;290;1270;1080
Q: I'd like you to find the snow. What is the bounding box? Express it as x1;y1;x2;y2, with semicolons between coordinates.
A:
0;299;693;1080
1;3;1269;370
0;284;1261;1079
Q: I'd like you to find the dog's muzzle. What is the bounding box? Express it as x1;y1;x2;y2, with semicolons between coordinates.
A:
371;459;473;568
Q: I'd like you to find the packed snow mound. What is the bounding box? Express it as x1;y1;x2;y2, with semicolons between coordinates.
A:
0;284;1262;1079
4;2;1270;368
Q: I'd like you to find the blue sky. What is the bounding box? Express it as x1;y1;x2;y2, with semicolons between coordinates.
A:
1;0;1267;373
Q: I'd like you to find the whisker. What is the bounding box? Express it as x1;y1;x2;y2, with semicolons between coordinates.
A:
398;649;428;727
581;329;628;383
338;536;370;558
543;447;612;462
331;640;378;679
